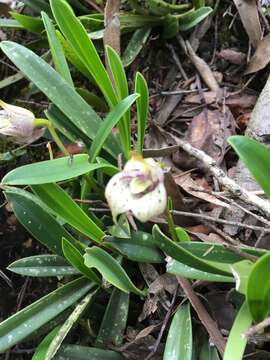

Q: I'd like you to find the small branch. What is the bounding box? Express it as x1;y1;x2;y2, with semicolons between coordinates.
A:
243;316;270;339
177;276;226;357
175;139;270;218
171;210;270;233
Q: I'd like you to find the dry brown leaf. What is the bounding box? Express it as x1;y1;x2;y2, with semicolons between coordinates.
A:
217;49;246;65
246;33;270;74
185;41;221;96
174;173;230;208
185;91;257;110
233;0;262;48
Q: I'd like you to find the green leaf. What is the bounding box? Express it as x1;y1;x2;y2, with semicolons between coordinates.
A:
122;27;151;67
164;303;192;360
0;41;120;157
106;46;131;156
179;7;213;31
104;231;164;263
167;258;234;283
0;18;23;29
0;277;94;353
45;291;95;360
62;238;101;284
247;252;270;322
10;13;44;33
162;15;179;38
33;326;61;360
231;260;253;295
4;188;76;257
50;0;117;108
89;94;138;162
135;72;149;153
175;226;191;242
223;301;252;360
53;345;123;359
179;242;265;263
152;225;230;276
228;136;270;199
41;12;73;86
2;154;114;185
8;255;79;277
84;247;147;296
32;183;104;242
95;288;129;347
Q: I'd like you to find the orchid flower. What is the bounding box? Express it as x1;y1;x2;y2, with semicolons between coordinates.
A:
105;152;167;223
0;100;44;144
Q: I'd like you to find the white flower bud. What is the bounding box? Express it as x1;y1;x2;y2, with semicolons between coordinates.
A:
0;100;44;144
105;153;167;223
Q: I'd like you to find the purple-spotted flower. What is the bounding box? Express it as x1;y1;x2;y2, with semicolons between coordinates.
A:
0;100;44;144
105;152;167;223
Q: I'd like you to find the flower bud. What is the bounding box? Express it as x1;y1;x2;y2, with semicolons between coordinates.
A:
0;100;44;144
105;153;167;223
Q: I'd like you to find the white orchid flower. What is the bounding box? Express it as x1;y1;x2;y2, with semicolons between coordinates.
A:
0;100;44;144
105;152;167;223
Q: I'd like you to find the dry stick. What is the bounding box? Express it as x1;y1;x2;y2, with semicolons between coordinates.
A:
243;316;270;339
171;209;270;233
184;41;221;95
175;139;270;218
176;276;226;356
203;221;258;262
214;193;270;228
145;288;178;360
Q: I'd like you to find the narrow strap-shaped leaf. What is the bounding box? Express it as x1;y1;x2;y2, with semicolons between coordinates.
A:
135;72;149;153
8;255;79;277
32;183;104;242
62;238;101;284
2;154;115;185
50;0;117;108
41;12;73;86
32;326;61;360
95;288;129;347
84;247;147;296
45;291;95;360
152;225;231;276
247;252;270;322
89;94;138;162
4;188;76;257
164;303;193;360
223;301;252;360
228;136;270;199
106;46;131;156
54;345;123;359
0;277;94;353
122;27;151;67
167;258;234;283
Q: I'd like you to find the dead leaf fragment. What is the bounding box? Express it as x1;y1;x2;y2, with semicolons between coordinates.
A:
174;173;230;208
246;33;270;74
217;49;246;65
233;0;262;48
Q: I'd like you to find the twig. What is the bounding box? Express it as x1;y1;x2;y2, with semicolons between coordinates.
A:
176;276;226;356
175;139;270;218
171;209;270;233
203;221;258;262
145;287;178;360
166;43;188;81
243;316;270;339
214;193;270;228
